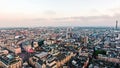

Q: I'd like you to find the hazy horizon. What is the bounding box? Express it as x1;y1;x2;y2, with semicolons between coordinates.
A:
0;0;120;27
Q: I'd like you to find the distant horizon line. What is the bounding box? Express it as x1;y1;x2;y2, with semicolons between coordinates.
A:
0;26;120;29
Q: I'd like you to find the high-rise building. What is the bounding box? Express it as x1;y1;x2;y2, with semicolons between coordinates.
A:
116;20;118;30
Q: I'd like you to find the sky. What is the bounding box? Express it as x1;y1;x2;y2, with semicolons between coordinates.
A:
0;0;120;27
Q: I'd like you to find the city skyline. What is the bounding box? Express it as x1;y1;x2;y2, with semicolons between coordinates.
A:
0;0;120;27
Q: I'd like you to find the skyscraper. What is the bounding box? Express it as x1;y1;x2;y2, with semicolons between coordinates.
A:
116;20;118;30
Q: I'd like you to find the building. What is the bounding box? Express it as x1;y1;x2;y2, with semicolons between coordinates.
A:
56;53;74;68
66;28;72;39
116;20;118;30
29;57;46;68
6;45;21;54
0;50;9;55
46;57;57;68
33;42;39;48
0;54;22;68
35;52;48;59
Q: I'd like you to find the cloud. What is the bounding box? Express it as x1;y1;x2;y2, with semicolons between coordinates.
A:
109;8;120;14
50;14;119;27
0;13;120;27
43;10;56;15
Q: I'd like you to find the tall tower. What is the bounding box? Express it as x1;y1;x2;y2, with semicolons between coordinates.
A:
116;20;118;30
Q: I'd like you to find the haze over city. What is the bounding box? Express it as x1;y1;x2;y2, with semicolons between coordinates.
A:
0;1;120;68
0;0;120;27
